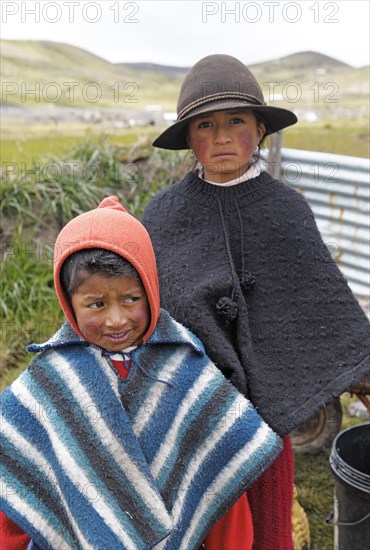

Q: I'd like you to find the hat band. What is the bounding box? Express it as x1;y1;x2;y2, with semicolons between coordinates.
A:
178;92;265;120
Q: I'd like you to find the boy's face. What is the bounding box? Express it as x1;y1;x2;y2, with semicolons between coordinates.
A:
71;273;150;352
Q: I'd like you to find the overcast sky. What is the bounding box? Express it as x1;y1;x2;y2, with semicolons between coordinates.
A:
1;0;369;68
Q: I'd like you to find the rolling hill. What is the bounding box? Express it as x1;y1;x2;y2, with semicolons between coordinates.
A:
1;40;368;112
0;40;184;110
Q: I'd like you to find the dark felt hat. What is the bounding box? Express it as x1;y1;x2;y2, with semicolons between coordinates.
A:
153;54;298;150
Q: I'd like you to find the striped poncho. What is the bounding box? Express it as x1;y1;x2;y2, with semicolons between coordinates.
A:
1;310;282;550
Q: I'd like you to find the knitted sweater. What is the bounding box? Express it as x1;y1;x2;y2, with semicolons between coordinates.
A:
0;311;282;550
142;170;370;437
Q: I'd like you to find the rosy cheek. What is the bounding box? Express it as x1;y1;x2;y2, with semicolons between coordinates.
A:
238;132;255;155
192;137;210;162
83;321;102;342
135;304;151;330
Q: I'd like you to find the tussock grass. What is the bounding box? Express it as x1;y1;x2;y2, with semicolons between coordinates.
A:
1;223;62;385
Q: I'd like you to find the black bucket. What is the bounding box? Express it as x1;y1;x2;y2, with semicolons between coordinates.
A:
329;423;370;549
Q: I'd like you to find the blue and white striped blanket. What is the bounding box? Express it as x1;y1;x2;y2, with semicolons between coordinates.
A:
1;310;282;549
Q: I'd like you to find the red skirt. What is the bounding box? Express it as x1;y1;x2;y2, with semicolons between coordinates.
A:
201;492;253;550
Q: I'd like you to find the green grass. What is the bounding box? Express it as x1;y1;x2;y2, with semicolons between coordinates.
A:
282;122;369;158
0;223;63;386
294;448;334;550
0;123;160;164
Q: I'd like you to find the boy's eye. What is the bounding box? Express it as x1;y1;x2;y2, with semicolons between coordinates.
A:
88;301;104;309
125;296;139;303
230;117;244;124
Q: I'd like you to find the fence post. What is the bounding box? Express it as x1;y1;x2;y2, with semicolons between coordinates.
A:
268;131;283;179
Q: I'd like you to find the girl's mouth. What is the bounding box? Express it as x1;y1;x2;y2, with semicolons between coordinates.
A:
213;152;235;157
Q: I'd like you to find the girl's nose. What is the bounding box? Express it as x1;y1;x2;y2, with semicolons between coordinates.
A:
214;125;231;144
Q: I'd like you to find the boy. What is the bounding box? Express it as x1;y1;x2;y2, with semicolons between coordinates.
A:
1;196;282;549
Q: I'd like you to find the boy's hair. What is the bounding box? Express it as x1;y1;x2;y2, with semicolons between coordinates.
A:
60;248;140;297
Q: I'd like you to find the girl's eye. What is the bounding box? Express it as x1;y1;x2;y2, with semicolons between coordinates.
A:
198;120;212;128
230;117;244;124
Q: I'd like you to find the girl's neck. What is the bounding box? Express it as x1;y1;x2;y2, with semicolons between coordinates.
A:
200;163;261;186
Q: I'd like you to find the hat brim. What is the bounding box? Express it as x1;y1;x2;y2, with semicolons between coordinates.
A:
153;100;298;150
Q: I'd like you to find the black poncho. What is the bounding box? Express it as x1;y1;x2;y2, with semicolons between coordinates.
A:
142;171;370;436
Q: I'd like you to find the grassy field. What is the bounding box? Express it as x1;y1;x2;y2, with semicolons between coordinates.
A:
2;118;368;167
0;120;160;164
282;120;369;158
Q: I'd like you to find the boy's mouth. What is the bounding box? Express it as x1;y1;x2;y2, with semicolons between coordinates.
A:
105;330;133;345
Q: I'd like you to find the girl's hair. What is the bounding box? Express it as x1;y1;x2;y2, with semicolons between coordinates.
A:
253;111;268;165
60;248;140;298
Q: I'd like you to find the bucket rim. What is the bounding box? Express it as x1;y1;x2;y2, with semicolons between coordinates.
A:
329;422;370;494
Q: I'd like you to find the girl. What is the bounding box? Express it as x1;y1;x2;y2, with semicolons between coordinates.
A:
142;54;370;549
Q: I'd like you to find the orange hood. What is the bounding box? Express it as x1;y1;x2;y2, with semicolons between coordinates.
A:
54;196;160;343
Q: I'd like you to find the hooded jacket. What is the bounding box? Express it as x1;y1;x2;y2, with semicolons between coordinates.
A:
1;196;282;550
54;194;160;343
141;171;370;437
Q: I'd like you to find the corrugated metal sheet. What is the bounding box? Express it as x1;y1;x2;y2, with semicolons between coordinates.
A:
280;148;370;296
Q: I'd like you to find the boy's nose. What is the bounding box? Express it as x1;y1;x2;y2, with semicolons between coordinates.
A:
106;306;126;328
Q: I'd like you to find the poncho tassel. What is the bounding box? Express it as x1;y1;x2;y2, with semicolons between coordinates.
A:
241;271;256;291
216;296;238;322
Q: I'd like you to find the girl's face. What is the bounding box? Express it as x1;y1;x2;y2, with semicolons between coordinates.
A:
71;273;150;352
188;109;266;183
